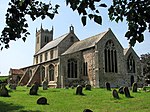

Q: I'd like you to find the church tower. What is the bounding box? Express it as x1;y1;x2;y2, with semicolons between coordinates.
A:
35;24;53;53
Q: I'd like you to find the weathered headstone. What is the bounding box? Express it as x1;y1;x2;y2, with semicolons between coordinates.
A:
123;87;131;98
118;86;124;94
37;97;48;105
29;82;39;95
132;82;138;92
0;85;10;97
76;85;84;95
85;84;91;91
112;89;119;99
65;86;69;89
71;85;74;89
9;84;17;90
42;80;48;90
83;109;93;112
105;82;111;91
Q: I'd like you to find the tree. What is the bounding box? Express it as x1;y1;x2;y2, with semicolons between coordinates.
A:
0;0;150;49
141;53;150;84
141;53;150;76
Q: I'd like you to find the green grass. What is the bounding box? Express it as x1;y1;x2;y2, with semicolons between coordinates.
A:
0;87;150;112
0;76;8;81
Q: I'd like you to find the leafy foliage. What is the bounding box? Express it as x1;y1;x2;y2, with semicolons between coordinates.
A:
0;0;149;49
0;0;59;50
141;53;150;75
108;0;150;46
66;0;105;26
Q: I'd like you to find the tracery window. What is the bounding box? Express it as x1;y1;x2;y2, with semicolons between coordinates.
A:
127;54;135;73
68;59;77;78
104;40;118;73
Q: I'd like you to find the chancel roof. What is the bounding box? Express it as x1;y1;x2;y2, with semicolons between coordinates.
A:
35;33;69;55
62;30;108;55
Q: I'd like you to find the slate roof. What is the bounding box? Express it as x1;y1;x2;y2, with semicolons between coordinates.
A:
62;30;108;55
35;33;69;55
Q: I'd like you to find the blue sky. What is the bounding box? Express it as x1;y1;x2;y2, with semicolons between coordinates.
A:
0;0;150;76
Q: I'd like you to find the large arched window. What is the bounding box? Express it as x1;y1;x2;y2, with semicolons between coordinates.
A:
49;64;54;81
68;59;77;78
104;40;118;73
127;54;135;73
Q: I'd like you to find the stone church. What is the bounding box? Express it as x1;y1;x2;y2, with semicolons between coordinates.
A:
15;25;143;88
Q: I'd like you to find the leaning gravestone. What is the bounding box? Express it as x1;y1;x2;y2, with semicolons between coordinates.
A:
112;89;119;99
85;84;91;91
42;80;48;90
118;86;124;94
83;109;93;112
123;87;131;98
37;97;48;105
105;82;111;91
76;85;84;95
29;82;39;95
0;85;10;97
132;82;138;92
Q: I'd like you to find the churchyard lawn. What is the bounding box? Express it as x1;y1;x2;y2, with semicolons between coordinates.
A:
0;86;149;112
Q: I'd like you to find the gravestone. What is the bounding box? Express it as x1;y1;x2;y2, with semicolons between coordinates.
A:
9;84;17;90
118;86;124;94
37;97;48;105
132;82;138;92
71;85;74;89
85;84;91;91
112;89;119;99
65;86;69;89
0;85;10;97
76;85;84;95
105;82;111;91
123;87;131;98
42;80;48;90
83;109;93;112
29;82;39;95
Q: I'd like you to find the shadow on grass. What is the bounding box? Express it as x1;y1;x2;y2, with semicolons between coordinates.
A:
0;101;23;112
0;101;42;112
